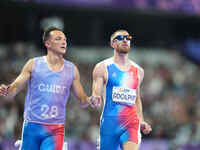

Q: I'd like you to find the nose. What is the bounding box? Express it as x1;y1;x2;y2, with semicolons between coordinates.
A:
122;39;128;43
123;37;129;41
62;40;67;46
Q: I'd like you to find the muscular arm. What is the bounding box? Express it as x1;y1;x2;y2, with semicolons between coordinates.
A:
92;62;106;103
0;59;34;99
135;68;144;122
71;65;90;108
136;67;152;133
136;87;144;122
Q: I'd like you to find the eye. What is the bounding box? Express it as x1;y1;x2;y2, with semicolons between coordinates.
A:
113;39;118;42
55;36;62;40
118;35;124;40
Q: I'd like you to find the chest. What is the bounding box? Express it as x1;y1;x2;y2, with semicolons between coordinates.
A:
107;65;139;89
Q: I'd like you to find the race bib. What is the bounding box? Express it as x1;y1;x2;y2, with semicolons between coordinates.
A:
112;86;136;106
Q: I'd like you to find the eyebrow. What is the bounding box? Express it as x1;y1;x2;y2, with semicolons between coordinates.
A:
55;36;67;39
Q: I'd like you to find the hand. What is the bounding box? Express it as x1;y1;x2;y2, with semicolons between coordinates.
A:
140;121;152;135
89;96;101;108
14;140;21;148
0;84;10;97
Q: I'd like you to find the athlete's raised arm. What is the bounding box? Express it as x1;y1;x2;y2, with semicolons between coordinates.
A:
0;59;34;99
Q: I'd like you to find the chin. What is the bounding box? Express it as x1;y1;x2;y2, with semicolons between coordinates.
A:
60;50;66;54
119;49;130;54
120;51;129;54
117;47;130;53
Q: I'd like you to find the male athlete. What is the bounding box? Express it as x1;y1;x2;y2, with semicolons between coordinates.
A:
92;29;152;150
0;27;99;150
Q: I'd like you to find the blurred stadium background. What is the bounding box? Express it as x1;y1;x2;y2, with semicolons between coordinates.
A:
0;0;200;150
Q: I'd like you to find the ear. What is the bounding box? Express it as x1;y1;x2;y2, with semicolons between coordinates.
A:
110;41;115;49
44;41;50;48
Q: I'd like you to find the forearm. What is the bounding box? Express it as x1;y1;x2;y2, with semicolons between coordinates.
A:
72;85;90;108
92;77;103;97
137;99;152;134
92;88;101;97
2;59;32;100
6;83;20;99
136;98;144;122
79;95;90;108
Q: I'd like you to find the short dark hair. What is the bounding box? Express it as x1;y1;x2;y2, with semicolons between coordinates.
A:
110;29;128;42
42;26;63;44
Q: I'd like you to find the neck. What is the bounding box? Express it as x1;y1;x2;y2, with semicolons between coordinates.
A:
46;50;63;65
114;50;129;66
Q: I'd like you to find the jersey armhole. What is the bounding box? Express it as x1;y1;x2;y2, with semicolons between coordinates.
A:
103;61;109;87
32;58;36;73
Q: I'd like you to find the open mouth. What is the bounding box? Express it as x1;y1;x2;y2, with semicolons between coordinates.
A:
122;44;128;47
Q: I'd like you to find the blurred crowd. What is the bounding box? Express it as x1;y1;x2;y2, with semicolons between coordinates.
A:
0;41;200;150
132;0;200;16
15;0;200;16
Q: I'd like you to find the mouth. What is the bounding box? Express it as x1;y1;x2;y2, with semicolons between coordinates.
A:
122;44;129;47
60;46;66;49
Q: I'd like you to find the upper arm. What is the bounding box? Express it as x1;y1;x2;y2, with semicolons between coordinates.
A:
72;65;81;84
9;58;34;95
136;67;144;100
92;62;106;96
71;65;87;100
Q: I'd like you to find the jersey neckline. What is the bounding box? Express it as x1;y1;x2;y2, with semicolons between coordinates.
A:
43;56;64;73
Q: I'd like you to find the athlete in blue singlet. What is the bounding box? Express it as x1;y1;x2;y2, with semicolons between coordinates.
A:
92;29;152;150
0;27;100;150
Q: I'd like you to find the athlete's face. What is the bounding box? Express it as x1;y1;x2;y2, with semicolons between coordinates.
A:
111;31;132;54
46;30;67;55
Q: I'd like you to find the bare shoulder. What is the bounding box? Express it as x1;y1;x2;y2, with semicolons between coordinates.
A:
93;60;106;72
22;58;35;72
95;61;104;68
93;59;109;79
71;64;80;80
72;63;79;71
94;57;114;70
27;58;35;65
